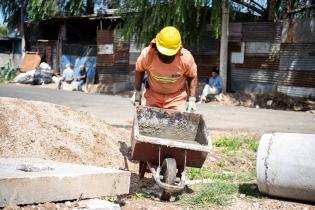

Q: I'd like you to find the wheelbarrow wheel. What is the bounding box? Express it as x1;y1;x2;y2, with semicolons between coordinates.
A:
160;158;177;201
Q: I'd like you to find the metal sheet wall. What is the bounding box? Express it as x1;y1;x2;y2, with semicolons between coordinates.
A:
230;21;315;98
96;30;130;86
279;43;315;71
31;41;57;70
242;22;282;43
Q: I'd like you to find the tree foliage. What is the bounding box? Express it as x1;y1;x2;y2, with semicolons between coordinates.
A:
0;0;98;25
117;0;211;48
0;0;23;27
28;0;58;20
117;0;315;47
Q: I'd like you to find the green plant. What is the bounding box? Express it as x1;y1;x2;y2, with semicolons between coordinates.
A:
217;160;226;168
236;169;256;182
213;135;259;152
182;182;238;206
186;166;234;181
0;62;17;82
131;192;151;199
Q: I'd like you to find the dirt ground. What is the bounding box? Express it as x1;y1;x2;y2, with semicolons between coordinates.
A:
1;98;314;210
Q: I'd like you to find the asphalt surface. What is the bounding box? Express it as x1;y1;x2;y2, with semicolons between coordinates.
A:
1;84;314;134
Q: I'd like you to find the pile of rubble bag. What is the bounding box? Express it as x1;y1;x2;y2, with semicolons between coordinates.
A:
14;62;55;85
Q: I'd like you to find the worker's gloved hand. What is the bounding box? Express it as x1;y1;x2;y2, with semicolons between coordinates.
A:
186;96;197;112
131;90;141;106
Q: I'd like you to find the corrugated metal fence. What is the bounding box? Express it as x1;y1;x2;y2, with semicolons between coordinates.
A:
230;18;315;98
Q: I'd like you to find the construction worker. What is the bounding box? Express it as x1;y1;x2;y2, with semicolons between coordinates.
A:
131;26;198;112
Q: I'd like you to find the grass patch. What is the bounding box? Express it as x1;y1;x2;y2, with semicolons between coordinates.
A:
182;182;238;206
187;166;233;181
236;168;256;182
182;134;260;207
129;192;151;199
213;135;259;152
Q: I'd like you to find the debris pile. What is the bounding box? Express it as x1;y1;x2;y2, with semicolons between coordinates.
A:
13;62;55;85
210;92;315;112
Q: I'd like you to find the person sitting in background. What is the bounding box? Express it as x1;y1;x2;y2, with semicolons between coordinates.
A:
75;65;86;91
198;66;223;103
58;64;74;89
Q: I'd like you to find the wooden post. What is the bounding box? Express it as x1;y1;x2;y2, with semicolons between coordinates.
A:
20;0;25;58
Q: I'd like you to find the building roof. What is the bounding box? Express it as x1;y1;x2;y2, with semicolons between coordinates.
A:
26;9;120;24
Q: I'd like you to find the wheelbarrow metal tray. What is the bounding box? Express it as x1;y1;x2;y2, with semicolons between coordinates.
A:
131;107;211;168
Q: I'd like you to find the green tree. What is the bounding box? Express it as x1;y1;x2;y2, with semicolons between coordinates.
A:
0;0;98;25
0;0;23;27
117;0;212;48
27;0;58;20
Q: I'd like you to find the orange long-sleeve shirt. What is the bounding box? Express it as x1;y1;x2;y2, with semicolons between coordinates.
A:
136;40;197;110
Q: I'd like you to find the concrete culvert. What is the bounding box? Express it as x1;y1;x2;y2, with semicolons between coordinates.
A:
256;133;315;202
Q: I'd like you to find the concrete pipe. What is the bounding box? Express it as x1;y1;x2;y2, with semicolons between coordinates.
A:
256;133;315;202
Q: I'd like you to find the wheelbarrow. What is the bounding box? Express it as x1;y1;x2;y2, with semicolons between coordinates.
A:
131;106;212;200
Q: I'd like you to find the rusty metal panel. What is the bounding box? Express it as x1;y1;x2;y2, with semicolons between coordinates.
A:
246;42;281;55
242;22;282;43
231;68;315;88
188;33;220;55
97;63;129;75
282;18;315;43
231;81;275;94
98;73;130;83
279;43;315;71
194;54;219;80
129;52;140;65
234;56;279;70
277;85;315;98
96;30;113;44
229;23;242;42
31;41;58;70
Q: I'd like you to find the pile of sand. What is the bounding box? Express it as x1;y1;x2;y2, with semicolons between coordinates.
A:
0;97;131;169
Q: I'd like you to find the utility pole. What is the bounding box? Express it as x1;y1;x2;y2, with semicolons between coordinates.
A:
21;0;25;58
219;0;229;93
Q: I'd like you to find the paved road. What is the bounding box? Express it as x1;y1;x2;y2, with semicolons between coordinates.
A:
1;84;314;133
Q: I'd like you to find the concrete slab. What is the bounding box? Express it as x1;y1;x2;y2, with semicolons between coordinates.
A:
0;158;130;207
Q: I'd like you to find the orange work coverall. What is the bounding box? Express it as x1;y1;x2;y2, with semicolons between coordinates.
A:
136;41;197;111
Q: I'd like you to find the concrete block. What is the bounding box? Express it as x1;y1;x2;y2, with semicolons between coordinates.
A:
0;158;130;207
77;199;120;210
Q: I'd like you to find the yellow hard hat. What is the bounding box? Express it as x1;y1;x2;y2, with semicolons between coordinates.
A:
156;26;182;56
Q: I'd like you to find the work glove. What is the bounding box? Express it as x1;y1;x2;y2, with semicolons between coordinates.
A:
131;90;141;106
186;96;197;112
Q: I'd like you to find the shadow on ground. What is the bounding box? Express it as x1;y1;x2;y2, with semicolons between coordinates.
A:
238;183;263;198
